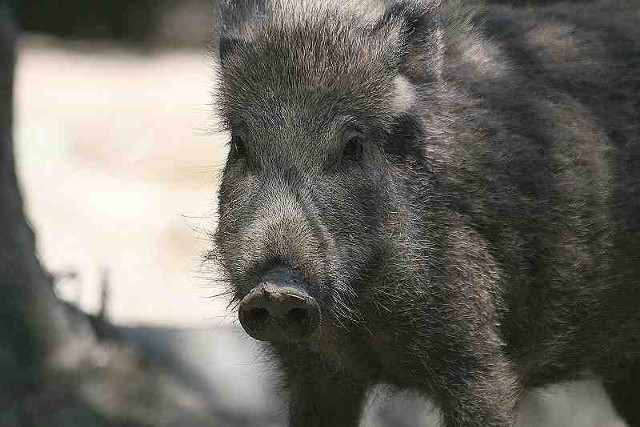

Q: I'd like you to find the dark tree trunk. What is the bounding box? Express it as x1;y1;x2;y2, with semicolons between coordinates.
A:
0;0;61;378
0;0;95;408
0;6;223;426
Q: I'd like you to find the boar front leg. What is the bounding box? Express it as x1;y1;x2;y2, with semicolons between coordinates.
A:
380;323;519;426
432;349;519;427
274;348;367;427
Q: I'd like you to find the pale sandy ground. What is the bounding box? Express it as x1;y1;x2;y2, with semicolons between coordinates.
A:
15;38;231;327
14;39;626;426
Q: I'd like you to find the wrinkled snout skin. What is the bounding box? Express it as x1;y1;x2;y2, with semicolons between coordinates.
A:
212;1;640;427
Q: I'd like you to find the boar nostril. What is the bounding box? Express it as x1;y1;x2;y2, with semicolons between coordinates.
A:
287;307;309;324
245;307;270;324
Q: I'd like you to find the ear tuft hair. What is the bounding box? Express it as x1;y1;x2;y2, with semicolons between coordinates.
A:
379;0;443;81
218;0;266;61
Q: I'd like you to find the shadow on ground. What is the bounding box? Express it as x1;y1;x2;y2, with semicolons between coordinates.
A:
116;326;625;427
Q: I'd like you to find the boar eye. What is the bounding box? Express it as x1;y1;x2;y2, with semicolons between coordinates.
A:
342;129;365;162
230;132;246;157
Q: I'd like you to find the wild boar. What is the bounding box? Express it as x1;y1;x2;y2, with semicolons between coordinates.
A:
212;1;640;425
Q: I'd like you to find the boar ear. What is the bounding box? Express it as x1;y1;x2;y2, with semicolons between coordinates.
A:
378;0;443;81
218;0;266;62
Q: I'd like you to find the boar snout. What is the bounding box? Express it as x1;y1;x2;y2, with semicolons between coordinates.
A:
238;272;321;342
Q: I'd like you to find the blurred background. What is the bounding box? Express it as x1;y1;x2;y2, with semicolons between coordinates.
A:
1;1;627;426
16;0;225;327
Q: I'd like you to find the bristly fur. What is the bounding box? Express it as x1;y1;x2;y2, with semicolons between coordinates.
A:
211;0;640;426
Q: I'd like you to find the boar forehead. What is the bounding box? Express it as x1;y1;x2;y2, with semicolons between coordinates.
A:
219;17;402;134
